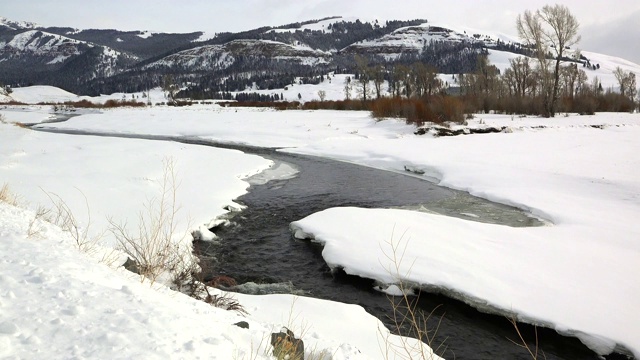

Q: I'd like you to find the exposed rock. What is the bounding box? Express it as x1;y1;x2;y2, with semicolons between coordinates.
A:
403;165;425;175
122;257;141;275
415;126;508;137
233;321;249;329
271;327;304;360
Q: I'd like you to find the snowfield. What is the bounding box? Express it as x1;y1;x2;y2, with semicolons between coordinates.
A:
2;89;640;358
1;200;435;360
1;104;442;360
4;85;165;105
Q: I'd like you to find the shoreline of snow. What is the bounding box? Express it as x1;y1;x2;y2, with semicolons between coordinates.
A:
283;115;640;357
289;207;636;357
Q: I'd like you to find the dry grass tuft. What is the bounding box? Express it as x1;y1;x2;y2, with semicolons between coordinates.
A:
42;188;104;254
0;183;20;206
507;317;546;360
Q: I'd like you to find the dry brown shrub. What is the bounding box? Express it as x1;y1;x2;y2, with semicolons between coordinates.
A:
0;100;27;105
429;96;465;124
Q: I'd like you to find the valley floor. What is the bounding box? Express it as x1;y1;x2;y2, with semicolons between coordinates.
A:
1;102;639;358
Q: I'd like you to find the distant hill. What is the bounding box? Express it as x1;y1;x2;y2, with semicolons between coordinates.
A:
1;16;638;97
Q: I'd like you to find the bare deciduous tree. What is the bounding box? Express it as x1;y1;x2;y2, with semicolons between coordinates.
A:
317;90;326;102
343;76;353;100
355;55;371;101
371;64;386;99
613;66;638;102
162;74;178;104
517;4;580;117
505;57;535;98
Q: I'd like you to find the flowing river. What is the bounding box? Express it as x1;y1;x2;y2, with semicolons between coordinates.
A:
33;125;618;360
192;146;608;360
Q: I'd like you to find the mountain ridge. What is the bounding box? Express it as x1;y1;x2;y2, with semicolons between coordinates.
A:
0;16;638;97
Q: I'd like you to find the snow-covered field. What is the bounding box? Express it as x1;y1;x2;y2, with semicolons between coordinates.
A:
2;88;640;358
1;85;166;105
0;105;440;360
2;201;434;360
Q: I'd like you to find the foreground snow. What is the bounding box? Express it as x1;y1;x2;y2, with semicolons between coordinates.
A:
1;202;249;359
1;201;437;359
19;104;640;357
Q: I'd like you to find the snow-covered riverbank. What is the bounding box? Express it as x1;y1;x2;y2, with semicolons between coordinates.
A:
2;99;639;358
0;105;441;360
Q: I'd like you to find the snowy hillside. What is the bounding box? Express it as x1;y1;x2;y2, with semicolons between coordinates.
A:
343;21;521;58
146;39;330;71
268;16;377;34
0;30;89;62
486;48;640;91
0;16;38;30
345;23;476;56
0;28;133;71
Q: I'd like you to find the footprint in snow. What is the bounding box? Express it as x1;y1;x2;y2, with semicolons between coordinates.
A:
23;334;42;345
62;305;84;316
0;321;19;335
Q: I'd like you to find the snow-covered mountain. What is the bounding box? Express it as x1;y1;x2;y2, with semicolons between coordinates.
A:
1;15;638;97
348;22;517;55
0;27;138;85
2;30;94;63
146;39;330;71
0;16;38;30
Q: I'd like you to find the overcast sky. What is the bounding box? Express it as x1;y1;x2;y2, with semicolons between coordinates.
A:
2;0;639;63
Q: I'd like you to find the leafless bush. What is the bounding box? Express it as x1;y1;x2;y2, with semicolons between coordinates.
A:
172;246;248;314
107;158;193;284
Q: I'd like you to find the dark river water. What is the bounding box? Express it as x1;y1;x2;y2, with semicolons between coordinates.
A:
192;147;611;360
32;127;626;360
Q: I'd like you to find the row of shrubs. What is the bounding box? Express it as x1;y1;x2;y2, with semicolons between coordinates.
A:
370;96;465;125
1;99;147;108
5;93;635;125
461;92;637;116
220;97;466;125
219;100;302;110
41;99;147;108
